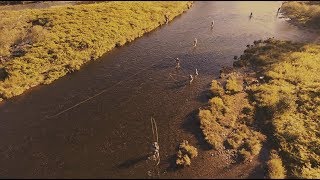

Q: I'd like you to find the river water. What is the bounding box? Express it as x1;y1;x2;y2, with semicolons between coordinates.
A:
0;1;318;178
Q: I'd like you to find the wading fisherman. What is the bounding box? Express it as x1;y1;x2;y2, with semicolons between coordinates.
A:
193;38;197;47
175;58;181;69
189;74;194;84
249;12;253;18
211;20;214;28
195;68;199;76
149;117;160;166
151;142;160;162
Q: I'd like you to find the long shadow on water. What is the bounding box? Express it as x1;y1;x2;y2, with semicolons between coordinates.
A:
117;154;150;169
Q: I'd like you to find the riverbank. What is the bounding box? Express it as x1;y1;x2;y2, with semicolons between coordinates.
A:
280;1;320;32
198;38;320;178
0;1;193;102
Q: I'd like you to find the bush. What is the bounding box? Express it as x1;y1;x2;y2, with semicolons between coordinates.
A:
225;74;243;94
179;140;198;158
209;97;227;115
176;151;191;167
267;150;286;179
198;109;226;149
210;80;224;97
176;140;198;167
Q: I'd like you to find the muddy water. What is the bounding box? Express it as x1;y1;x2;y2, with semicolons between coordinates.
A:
0;1;318;178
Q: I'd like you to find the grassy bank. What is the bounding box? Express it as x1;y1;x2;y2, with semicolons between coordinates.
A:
234;38;320;178
281;1;320;30
0;1;193;101
198;72;266;162
199;38;319;178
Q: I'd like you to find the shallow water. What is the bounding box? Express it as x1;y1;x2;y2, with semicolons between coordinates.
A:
0;1;318;178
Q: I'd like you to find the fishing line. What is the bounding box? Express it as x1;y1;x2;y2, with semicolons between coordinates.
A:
46;59;168;119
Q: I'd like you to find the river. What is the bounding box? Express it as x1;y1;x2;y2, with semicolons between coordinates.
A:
0;1;318;178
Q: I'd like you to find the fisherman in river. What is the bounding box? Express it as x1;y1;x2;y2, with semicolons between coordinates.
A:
249;12;253;18
175;57;181;69
193;38;198;47
149;117;160;166
189;74;194;84
195;68;199;76
211;20;214;28
150;142;160;162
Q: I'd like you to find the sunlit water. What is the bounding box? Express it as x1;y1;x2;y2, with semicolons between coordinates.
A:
0;1;318;178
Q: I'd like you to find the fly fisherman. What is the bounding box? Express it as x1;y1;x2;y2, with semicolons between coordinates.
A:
193;38;197;47
149;117;160;166
189;74;194;84
211;20;214;28
175;57;181;69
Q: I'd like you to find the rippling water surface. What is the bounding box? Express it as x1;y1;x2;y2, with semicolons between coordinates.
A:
0;1;318;178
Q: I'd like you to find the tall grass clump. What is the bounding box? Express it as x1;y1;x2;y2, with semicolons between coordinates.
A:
267;150;286;179
210;80;224;97
225;74;243;94
176;140;198;167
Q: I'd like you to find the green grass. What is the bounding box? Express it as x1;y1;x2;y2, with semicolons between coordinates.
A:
234;39;320;178
281;1;320;29
0;1;193;101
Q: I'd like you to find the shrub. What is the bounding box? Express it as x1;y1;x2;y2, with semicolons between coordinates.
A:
176;151;191;166
176;140;198;167
209;97;227;115
225;74;243;94
179;140;198;158
267;150;286;179
210;80;224;97
198;109;225;150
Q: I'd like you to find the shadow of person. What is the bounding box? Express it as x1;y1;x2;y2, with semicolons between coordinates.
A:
117;154;150;169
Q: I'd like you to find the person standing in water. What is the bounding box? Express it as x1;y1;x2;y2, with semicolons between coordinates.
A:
195;69;199;76
193;38;197;47
211;20;214;28
249;12;253;18
189;74;194;84
175;58;180;69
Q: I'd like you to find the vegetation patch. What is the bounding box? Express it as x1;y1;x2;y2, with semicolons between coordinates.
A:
176;140;198;167
267;150;286;179
281;1;320;30
0;1;193;100
234;38;320;178
198;71;266;161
